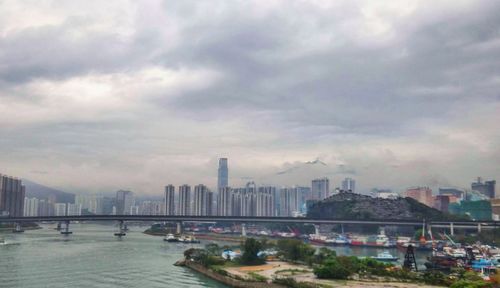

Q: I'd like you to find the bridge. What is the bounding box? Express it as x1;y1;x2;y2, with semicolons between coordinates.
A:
1;215;498;236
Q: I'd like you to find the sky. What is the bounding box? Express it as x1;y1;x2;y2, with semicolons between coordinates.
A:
0;0;499;195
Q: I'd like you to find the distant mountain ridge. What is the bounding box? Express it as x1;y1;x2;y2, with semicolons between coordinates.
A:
22;179;75;203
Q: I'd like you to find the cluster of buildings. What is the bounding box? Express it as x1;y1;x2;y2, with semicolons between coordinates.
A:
160;159;353;217
390;177;498;221
3;161;497;222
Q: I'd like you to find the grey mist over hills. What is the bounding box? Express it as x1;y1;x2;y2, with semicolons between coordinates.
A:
23;179;75;203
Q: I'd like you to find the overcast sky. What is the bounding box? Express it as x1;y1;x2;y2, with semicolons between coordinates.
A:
1;0;499;195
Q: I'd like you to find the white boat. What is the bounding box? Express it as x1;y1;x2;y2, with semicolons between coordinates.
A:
371;251;399;262
164;233;179;242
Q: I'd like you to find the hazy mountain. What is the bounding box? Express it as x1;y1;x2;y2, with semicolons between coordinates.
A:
22;179;75;203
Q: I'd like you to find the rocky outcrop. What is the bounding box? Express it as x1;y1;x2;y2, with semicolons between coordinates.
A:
307;191;465;221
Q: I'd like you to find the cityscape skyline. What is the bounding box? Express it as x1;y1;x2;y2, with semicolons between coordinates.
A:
0;1;499;195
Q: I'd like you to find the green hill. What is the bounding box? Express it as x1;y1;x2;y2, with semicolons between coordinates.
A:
307;191;467;221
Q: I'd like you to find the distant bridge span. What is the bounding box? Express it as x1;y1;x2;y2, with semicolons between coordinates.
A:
1;215;499;230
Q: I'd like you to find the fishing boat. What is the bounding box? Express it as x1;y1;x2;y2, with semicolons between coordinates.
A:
309;234;328;245
350;233;395;248
424;254;458;271
371;251;399;262
332;235;349;245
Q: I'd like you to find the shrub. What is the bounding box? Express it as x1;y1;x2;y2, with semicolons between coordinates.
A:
273;277;321;288
248;272;268;282
200;255;225;267
313;258;352;280
276;239;315;263
421;271;449;286
450;280;493;288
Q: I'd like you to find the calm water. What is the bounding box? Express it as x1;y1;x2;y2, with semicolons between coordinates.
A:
0;224;432;288
0;224;227;288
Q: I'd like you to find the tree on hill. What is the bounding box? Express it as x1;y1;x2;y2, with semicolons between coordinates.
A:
240;238;265;265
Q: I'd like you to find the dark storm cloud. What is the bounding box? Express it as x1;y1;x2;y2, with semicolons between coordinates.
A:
158;0;500;136
0;0;499;193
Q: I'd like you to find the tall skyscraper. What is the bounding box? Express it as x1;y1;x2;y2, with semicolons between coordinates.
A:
341;177;356;193
164;185;175;215
193;184;213;216
311;178;330;200
471;177;496;199
217;158;228;192
115;190;134;215
177;184;191;215
0;174;25;217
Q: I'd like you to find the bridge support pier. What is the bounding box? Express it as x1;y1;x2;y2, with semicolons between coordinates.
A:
176;222;182;234
114;220;126;237
450;222;454;236
477;223;482;233
241;223;247;237
314;224;320;235
12;222;24;233
61;221;72;235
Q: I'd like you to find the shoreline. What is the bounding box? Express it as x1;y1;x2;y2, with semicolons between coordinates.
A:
178;259;444;288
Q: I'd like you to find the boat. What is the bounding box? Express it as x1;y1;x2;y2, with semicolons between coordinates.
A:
424;255;458;271
183;235;200;244
176;234;200;244
396;236;411;247
0;237;5;245
333;235;349;245
164;233;179;242
471;258;494;271
349;235;367;246
308;234;328;245
349;233;396;248
371;251;399;262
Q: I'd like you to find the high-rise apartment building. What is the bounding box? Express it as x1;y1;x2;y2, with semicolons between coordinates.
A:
24;197;39;216
405;187;433;207
177;184;191;215
139;201;163;215
76;194;103;215
67;203;82;216
193;184;213;216
279;187;303;216
115;190;134;215
54;203;67;216
341;177;356;193
311;178;330;200
164;185;175;215
218;158;229;192
0;174;25;217
217;186;233;216
256;186;276;217
471;177;496;199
